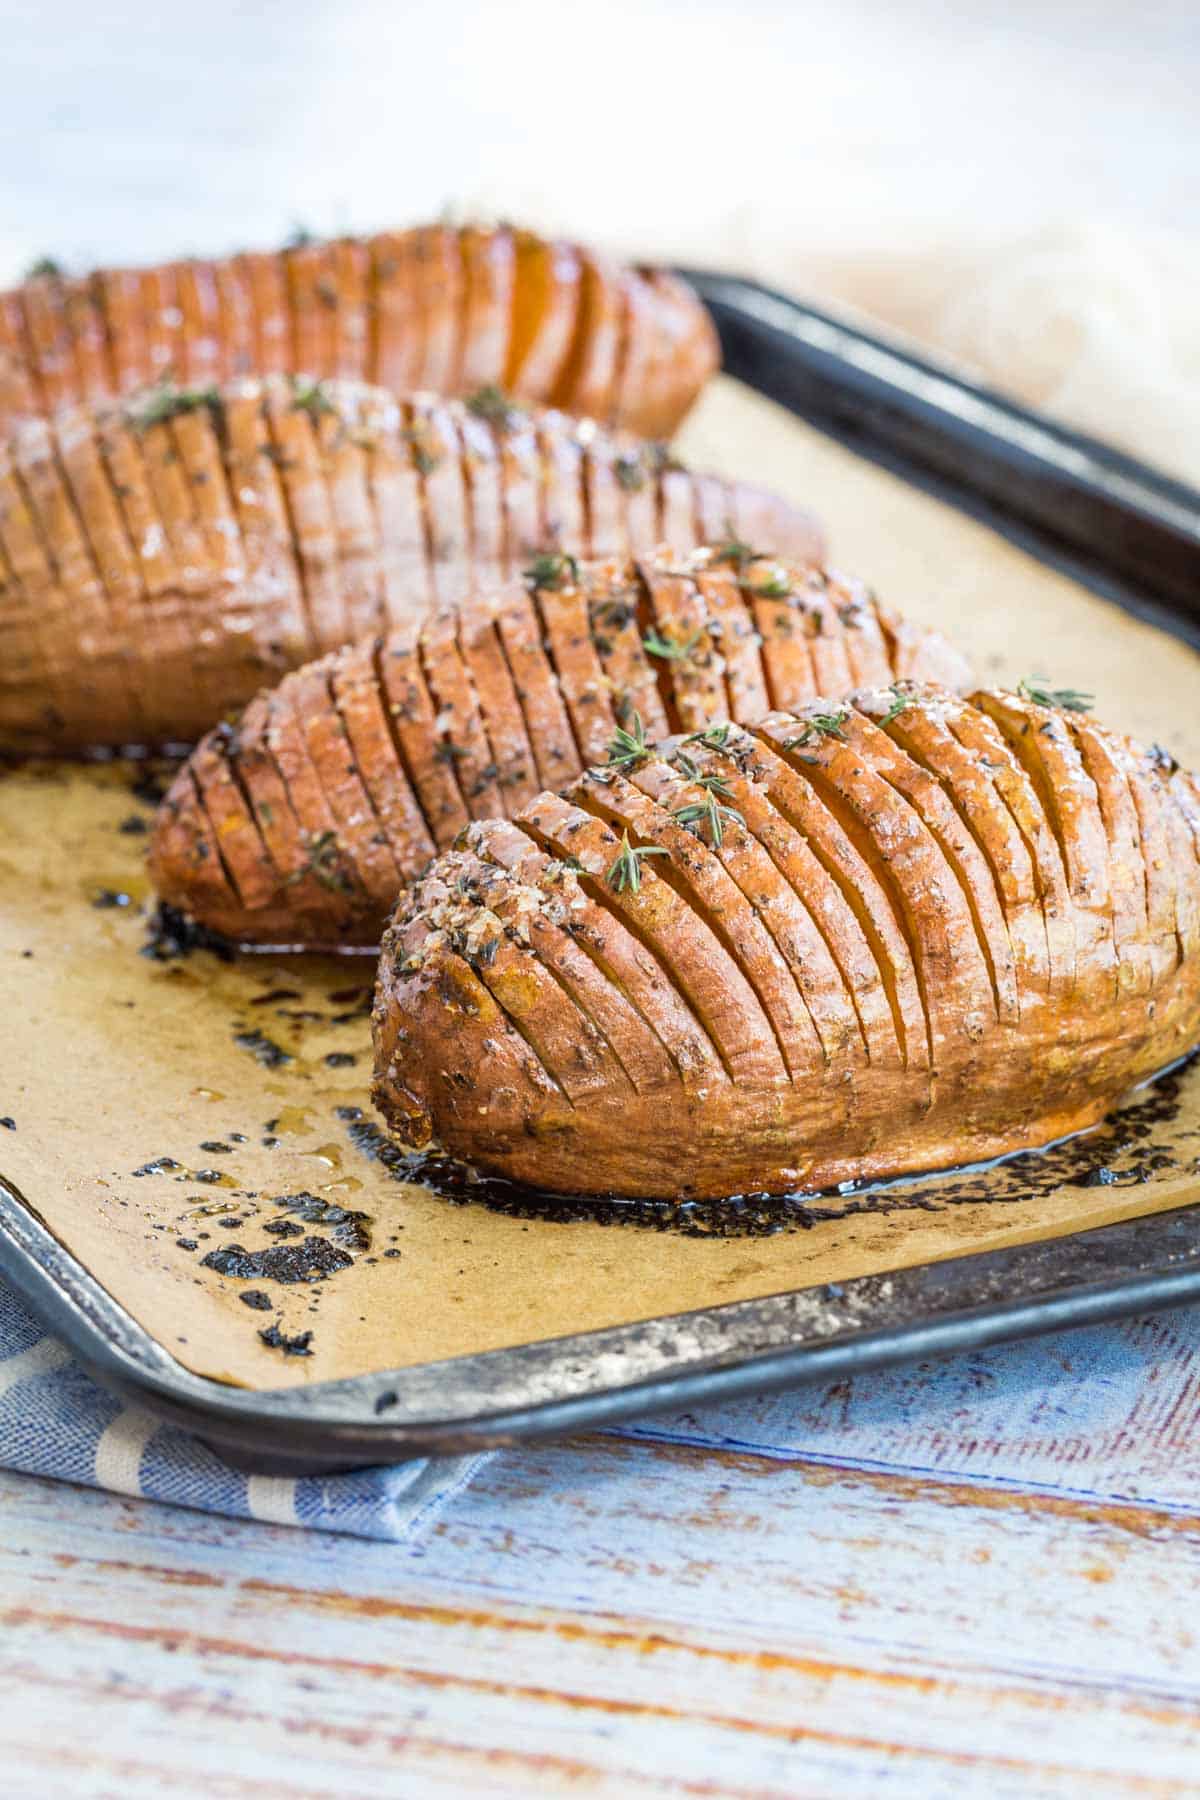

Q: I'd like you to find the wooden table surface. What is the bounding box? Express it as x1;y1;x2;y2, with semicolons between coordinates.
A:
4;1399;1200;1798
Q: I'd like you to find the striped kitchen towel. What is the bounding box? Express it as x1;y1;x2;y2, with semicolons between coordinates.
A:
0;1279;487;1542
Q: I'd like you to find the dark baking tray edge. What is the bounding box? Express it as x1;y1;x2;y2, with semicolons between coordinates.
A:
4;272;1200;1472
5;1174;1200;1473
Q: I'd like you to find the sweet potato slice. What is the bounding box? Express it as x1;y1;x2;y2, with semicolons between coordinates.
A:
329;638;435;877
491;579;583;791
60;277;112;403
173;262;223;385
376;625;470;848
581;765;822;1079
458;226;515;393
506;233;581;399
554;252;623;422
20;274;77;412
235;251;291;375
330;238;371;380
92;270;147;393
579;557;669;743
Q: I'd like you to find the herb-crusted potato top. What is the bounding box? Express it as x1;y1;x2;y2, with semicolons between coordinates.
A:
0;379;818;753
372;686;1200;1199
149;549;969;947
0;225;718;441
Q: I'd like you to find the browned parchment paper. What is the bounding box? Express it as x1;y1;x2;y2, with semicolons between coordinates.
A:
3;376;1199;1391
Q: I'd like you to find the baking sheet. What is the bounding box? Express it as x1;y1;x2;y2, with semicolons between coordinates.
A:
3;373;1200;1392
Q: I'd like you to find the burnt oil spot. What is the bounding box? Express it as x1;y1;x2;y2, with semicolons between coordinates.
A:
202;1236;353;1283
259;1323;315;1357
344;1055;1200;1238
267;1191;372;1252
232;1028;292;1068
142;902;235;962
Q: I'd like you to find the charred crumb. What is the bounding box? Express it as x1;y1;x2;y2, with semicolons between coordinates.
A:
335;1105;364;1121
175;1237;198;1251
0;1117;14;1131
92;888;132;910
190;1169;230;1186
117;813;149;836
199;1141;232;1154
239;1289;273;1311
324;1052;356;1068
202;1236;353;1283
232;1029;292;1068
258;1323;315;1357
142;902;235;963
131;1157;182;1177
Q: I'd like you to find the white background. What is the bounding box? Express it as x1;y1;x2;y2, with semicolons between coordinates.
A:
2;0;1198;472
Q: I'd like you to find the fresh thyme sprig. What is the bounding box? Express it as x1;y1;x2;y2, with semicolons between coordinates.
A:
25;255;62;280
672;789;745;849
465;384;515;429
1017;676;1094;714
605;831;669;894
670;752;736;798
290;376;335;420
711;533;760;571
879;684;912;727
126;379;223;432
643;627;704;663
614;453;646;493
685;722;735;752
604;711;655;771
784;709;850;749
525;552;580;591
746;566;792;599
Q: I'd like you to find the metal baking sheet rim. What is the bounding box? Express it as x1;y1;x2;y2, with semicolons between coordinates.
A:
7;1171;1200;1470
4;272;1200;1472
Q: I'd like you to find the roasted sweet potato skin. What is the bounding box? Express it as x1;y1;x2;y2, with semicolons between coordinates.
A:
372;688;1200;1199
149;552;969;946
0;381;820;754
0;225;718;440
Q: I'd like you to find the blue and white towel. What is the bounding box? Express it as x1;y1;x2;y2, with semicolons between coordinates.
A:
0;1280;488;1542
6;1267;1200;1536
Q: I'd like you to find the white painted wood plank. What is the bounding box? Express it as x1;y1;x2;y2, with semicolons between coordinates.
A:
3;1439;1200;1796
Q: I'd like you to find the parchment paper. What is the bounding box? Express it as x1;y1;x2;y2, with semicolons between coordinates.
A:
3;375;1199;1390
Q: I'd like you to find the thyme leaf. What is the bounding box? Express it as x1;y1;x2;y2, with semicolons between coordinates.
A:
746;566;792;599
465;384;515;429
643;627;704;663
604;711;655;771
290;376;335;420
614;453;646;492
672;789;745;848
525;552;579;591
784;709;849;749
685;722;735;752
126;379;223;432
25;255;62;280
1017;676;1094;714
879;684;912;727
605;831;669;894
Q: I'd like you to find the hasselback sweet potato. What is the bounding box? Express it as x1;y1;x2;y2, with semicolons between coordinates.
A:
149;549;970;946
0;378;818;752
372;687;1200;1199
0;226;718;440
